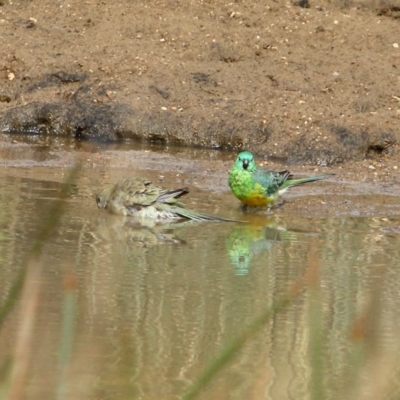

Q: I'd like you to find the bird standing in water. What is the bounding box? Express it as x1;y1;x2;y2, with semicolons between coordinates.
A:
228;151;332;208
96;177;236;222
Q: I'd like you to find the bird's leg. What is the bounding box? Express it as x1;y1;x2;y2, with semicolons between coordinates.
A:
240;204;258;213
241;204;249;212
274;199;287;209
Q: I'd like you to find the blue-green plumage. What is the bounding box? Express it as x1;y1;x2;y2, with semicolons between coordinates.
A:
229;151;333;207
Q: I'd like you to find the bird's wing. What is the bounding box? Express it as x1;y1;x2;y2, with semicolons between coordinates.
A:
114;177;190;209
156;187;189;205
253;169;292;196
112;178;161;207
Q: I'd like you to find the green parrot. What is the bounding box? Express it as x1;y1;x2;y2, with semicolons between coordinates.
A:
228;151;332;207
96;177;237;222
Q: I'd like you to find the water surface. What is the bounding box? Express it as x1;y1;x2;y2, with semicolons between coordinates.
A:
0;138;400;400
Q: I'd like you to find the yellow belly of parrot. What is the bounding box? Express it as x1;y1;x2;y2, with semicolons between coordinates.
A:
238;186;277;207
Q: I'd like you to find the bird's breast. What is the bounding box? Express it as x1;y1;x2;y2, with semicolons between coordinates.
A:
238;182;277;206
229;170;278;206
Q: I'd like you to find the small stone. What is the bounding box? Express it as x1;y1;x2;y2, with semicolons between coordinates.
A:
0;94;12;103
106;90;116;100
7;72;15;81
161;106;167;111
26;17;37;28
155;86;169;99
368;165;375;170
393;43;399;48
393;166;398;170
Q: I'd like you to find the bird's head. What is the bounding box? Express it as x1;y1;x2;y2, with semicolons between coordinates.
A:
95;187;110;209
234;151;257;172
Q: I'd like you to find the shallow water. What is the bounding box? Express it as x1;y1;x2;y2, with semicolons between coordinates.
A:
1;137;400;400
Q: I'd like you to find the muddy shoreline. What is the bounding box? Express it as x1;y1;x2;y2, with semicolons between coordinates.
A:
1;1;400;164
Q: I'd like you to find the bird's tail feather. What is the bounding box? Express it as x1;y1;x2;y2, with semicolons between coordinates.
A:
172;207;240;222
281;174;333;189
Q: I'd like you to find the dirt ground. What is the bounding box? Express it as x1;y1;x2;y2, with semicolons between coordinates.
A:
0;0;400;185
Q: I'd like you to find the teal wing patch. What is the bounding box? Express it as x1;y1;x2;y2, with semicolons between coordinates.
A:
252;169;292;196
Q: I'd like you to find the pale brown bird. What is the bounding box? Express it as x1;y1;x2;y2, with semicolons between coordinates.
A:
96;177;236;222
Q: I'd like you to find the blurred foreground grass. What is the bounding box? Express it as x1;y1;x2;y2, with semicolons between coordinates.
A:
0;164;80;400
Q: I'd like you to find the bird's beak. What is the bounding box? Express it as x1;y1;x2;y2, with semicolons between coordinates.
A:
242;159;249;170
